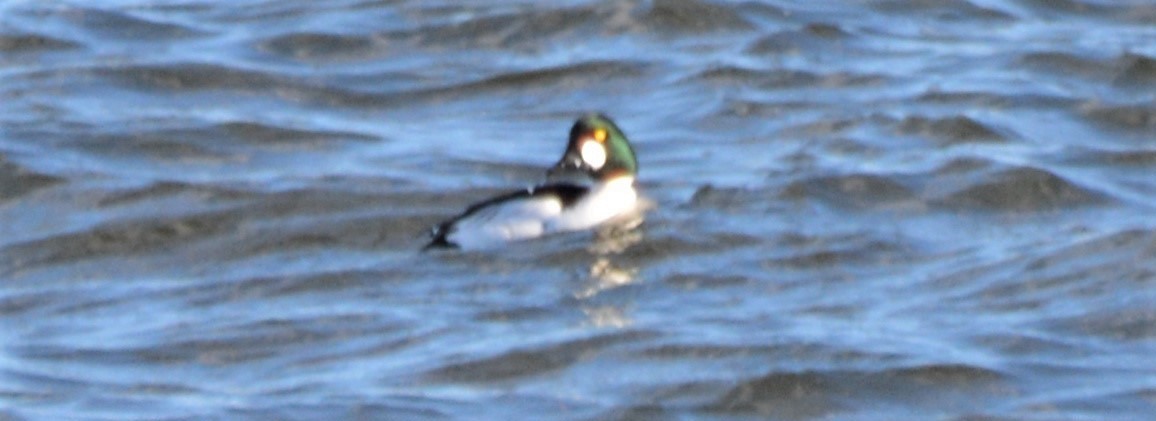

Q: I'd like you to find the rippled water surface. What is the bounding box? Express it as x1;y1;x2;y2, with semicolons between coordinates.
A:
3;0;1156;419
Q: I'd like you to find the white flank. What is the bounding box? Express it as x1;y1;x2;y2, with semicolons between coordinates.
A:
447;177;638;250
447;194;563;249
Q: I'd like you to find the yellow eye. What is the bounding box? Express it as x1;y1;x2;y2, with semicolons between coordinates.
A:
593;128;607;142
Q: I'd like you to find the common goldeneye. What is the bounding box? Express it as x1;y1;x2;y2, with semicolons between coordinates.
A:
425;113;639;250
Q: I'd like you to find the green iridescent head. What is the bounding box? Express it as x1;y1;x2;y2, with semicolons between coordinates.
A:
549;113;637;182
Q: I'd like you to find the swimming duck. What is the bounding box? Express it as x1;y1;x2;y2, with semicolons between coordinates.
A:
425;113;639;250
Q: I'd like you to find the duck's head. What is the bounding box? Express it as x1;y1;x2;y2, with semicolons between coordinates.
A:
548;113;637;184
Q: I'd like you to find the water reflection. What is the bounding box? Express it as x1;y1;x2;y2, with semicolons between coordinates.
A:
574;207;646;311
576;256;638;300
581;305;632;328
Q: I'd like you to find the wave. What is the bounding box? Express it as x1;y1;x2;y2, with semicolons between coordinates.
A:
0;156;64;203
705;363;1007;417
780;174;917;210
1080;101;1156;132
422;330;653;383
1020;51;1156;92
933;166;1111;211
895;114;1011;144
0;33;80;53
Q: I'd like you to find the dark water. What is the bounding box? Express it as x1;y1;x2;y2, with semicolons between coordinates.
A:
3;0;1156;419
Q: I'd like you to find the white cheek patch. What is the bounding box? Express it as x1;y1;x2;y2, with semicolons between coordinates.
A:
580;140;607;170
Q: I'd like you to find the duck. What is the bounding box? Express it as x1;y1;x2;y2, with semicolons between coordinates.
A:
425;113;639;250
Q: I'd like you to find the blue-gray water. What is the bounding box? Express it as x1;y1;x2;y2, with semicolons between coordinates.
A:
3;1;1156;419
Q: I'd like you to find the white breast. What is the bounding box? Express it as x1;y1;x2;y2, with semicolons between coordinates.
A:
548;176;637;231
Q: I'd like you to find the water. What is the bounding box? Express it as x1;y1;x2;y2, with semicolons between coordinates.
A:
2;0;1156;419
